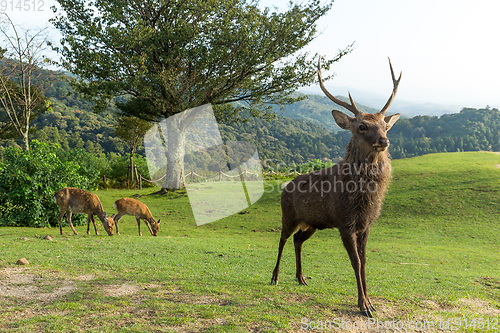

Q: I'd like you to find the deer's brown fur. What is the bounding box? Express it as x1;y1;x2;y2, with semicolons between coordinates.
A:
54;187;115;236
271;58;402;318
113;198;160;236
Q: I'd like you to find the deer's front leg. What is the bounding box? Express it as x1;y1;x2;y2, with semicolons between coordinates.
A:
136;218;142;236
91;215;99;235
144;220;154;235
341;231;372;318
357;228;375;312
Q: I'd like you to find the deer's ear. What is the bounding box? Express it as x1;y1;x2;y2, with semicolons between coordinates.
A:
384;113;400;130
332;110;353;130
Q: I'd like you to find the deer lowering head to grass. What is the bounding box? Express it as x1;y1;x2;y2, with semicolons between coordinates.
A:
54;187;115;236
271;57;402;318
113;198;160;236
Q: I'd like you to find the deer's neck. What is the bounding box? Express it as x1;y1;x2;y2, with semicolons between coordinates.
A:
342;141;392;184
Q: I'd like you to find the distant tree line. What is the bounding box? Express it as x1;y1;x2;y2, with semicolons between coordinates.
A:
388;107;500;159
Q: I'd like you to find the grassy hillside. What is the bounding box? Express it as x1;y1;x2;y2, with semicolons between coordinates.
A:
0;152;499;332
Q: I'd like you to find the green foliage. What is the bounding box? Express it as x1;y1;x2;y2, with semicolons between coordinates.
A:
105;153;151;187
51;0;350;122
57;147;102;184
0;140;99;227
114;115;152;153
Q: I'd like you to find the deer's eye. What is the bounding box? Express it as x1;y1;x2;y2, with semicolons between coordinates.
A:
359;124;367;132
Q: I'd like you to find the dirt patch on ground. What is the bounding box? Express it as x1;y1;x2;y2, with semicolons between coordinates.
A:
0;267;147;301
0;267;76;301
102;283;142;297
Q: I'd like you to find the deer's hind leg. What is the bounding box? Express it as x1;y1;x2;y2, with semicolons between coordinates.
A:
113;212;126;234
271;218;299;285
294;227;317;286
58;209;65;235
65;211;78;235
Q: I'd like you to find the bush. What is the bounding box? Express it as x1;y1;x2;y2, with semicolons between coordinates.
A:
0;140;99;227
103;153;152;188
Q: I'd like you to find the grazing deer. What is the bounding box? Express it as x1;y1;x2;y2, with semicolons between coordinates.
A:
54;187;115;236
113;198;160;236
271;58;402;318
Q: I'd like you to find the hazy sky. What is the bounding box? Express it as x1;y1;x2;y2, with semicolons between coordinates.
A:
3;0;499;109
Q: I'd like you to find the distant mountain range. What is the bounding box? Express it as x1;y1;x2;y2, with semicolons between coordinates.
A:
298;87;466;119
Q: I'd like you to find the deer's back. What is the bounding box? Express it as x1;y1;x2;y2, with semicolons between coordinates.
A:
54;187;102;214
114;198;150;218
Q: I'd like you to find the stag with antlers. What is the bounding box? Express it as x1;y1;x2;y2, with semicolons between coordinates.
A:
271;57;402;318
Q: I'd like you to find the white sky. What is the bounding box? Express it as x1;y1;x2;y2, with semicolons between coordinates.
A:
3;0;500;108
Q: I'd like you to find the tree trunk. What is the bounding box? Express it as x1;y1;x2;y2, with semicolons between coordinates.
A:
23;133;29;151
162;118;186;191
129;152;135;186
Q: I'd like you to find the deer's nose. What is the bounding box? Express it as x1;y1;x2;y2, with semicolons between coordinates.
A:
378;138;390;147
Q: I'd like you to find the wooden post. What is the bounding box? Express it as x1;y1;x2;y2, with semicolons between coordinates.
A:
134;165;140;187
139;175;142;190
219;169;222;181
191;170;194;183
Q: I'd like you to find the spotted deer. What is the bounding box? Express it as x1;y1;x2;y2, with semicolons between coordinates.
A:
113;198;160;236
271;57;402;318
54;187;115;236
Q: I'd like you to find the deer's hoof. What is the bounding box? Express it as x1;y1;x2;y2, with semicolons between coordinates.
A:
297;278;309;286
361;310;373;318
270;280;279;286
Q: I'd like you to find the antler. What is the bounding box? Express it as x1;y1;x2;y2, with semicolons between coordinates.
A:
318;57;361;116
379;57;402;115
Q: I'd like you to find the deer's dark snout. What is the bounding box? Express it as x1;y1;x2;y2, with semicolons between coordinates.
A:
378;138;390;147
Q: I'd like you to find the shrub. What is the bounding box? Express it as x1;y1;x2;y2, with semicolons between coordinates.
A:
0;140;99;227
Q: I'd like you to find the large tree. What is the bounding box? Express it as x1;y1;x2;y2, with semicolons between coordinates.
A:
51;0;351;190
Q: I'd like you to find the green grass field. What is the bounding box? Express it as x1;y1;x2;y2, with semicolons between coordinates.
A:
0;152;499;332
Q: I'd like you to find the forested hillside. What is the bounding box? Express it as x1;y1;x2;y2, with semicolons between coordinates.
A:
388;107;500;159
1;73;500;170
